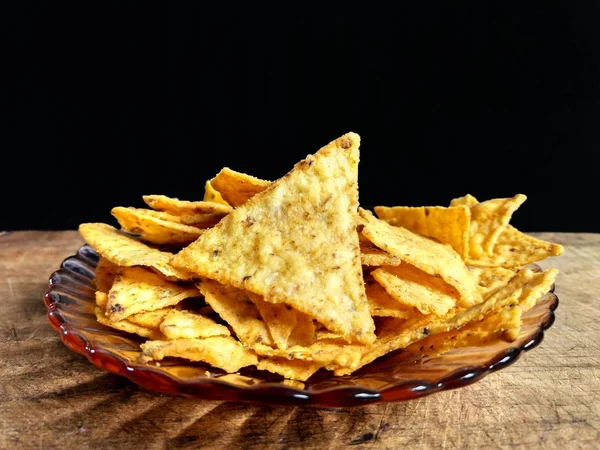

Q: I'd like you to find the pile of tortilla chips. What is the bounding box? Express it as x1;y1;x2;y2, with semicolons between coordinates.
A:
78;132;563;382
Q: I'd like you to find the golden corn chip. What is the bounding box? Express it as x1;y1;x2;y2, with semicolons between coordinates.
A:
450;194;479;207
203;180;230;206
111;206;204;246
95;257;119;292
197;278;274;347
126;307;176;329
333;314;453;376
142;194;232;216
467;194;527;259
172;133;376;344
359;233;401;267
359;208;482;307
248;292;297;350
252;338;363;369
374;205;470;259
139;337;258;373
467;225;564;268
287;311;317;347
405;304;523;358
159;309;231;340
371;265;457;316
364;274;417;319
106;266;200;321
468;266;516;299
130;207;223;230
210;167;271;207
257;357;322;381
94;292;165;340
440;267;558;331
79;223;194;281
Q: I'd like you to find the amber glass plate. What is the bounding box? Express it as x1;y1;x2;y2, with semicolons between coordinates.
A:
43;245;558;407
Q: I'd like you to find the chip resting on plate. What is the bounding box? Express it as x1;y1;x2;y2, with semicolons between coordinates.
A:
171;132;376;344
76;131;565;384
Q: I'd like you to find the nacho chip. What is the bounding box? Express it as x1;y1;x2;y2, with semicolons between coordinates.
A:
172;133;376;344
467;225;564;267
371;264;456;316
203;180;230;205
111;206;204;246
197;278;274;347
450;194;479;207
106;266;199;321
79;223;194;281
359;208;482;307
364;274;418;318
405;304;523;358
374;205;470;258
287;311;317;347
126;307;176;329
252;337;363;369
142;194;232;216
467;194;527;259
468;266;516;299
248;292;298;350
95;257;119;292
94;292;165;340
440;267;558;331
159;309;231;340
210;167;271;207
257;357;322;381
359;233;401;267
139;337;258;373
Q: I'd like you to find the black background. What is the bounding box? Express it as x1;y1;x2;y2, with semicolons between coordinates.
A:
4;3;600;232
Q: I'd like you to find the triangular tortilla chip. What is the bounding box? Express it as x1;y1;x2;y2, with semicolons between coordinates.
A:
111;207;204;246
197;278;274;347
450;194;479;207
79;223;194;281
247;292;298;350
373;205;470;259
466;194;527;259
203;180;230;206
142;194;232;216
359;208;482;307
172;132;375;344
106;266;200;321
467;225;564;267
209;167;271;207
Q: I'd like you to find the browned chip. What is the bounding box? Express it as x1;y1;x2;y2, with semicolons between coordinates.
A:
210;167;271;207
172;132;375;344
111;206;204;246
106;266;199;321
94;292;165;340
374;205;471;258
79;223;194;281
359;208;482;307
139;337;258;373
142;194;232;216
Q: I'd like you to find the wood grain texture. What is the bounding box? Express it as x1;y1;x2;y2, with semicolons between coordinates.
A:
0;231;598;449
